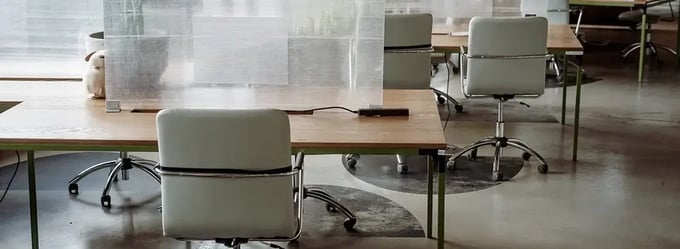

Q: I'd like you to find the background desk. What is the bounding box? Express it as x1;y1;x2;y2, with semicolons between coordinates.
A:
570;0;680;83
0;82;448;249
431;24;585;161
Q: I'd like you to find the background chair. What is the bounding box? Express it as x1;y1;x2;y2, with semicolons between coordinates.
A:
447;16;550;181
344;13;450;174
522;0;584;81
155;108;355;248
67;151;160;208
618;9;677;59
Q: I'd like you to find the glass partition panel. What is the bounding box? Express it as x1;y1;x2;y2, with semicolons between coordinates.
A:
431;0;522;34
104;0;383;111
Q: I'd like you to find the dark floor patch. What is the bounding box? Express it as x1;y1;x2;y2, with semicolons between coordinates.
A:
343;155;525;194
302;185;423;238
441;100;559;123
545;73;603;88
0;153;422;248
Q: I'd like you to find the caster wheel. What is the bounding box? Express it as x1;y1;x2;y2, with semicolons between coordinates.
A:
538;164;549;174
437;96;446;105
397;164;408;174
343;218;357;231
101;195;111;208
346;158;357;169
68;183;79;195
522;152;532;161
326;203;337;212
446;160;456;170
491;171;503;182
454;105;463;113
468;149;478;160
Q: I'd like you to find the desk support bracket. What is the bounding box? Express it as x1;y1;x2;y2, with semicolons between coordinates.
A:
105;100;121;113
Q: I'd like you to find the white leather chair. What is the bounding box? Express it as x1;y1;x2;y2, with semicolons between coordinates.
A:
344;13;455;174
155;108;356;248
447;17;550;181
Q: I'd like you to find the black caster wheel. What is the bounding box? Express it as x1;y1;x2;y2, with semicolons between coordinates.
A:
491;171;503;182
343;218;357;231
68;183;79;195
346;158;357;169
454;105;463;113
397;164;408;174
437;96;446;105
522;152;532;161
113;174;119;182
101;195;112;208
538;164;549;174
326;203;337;212
468;149;478;160
446;160;456;170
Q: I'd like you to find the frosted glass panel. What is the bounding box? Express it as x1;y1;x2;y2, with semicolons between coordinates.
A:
104;0;383;111
430;0;522;33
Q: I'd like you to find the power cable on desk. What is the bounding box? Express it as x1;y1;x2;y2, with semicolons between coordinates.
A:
285;106;409;117
0;151;20;204
284;106;357;115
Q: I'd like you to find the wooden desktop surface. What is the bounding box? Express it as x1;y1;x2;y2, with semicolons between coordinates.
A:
432;24;584;54
0;82;447;151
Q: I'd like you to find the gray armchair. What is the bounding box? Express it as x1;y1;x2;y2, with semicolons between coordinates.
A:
345;13;455;174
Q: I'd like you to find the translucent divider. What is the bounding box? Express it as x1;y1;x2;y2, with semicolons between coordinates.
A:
104;0;383;111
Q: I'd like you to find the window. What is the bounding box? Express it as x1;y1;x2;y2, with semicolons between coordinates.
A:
0;0;103;78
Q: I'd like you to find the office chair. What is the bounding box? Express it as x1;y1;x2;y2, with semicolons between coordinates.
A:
345;13;456;174
618;9;677;59
155;108;355;248
67;151;160;208
447;16;550;181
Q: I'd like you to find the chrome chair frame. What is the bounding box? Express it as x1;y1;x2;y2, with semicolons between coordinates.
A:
446;47;550;181
68;151;160;208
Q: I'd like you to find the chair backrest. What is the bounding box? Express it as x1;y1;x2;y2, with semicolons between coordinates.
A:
156;108;297;240
383;13;433;89
464;16;548;96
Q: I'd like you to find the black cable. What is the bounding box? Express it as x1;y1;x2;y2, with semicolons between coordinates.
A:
0;151;21;204
284;106;357;115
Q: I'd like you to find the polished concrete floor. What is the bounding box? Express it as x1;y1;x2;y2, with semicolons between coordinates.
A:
2;30;680;248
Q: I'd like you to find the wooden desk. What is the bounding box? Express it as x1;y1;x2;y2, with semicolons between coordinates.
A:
0;82;448;249
570;0;680;83
431;24;585;162
432;24;584;55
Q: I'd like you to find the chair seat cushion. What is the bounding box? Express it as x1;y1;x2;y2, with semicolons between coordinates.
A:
618;10;660;24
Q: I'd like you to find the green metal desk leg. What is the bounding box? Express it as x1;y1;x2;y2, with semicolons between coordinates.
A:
427;155;433;238
437;156;446;249
561;55;569;125
677;12;680;62
638;8;648;83
28;150;39;249
572;57;583;161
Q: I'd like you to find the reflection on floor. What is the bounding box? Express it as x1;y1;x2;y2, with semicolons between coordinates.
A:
1;30;680;249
